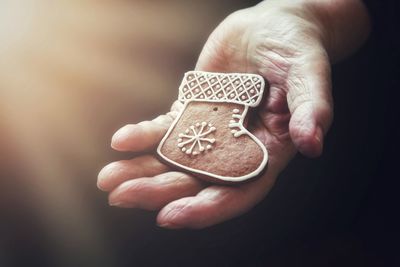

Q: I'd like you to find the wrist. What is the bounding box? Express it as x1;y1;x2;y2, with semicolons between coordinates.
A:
304;0;370;62
254;0;370;62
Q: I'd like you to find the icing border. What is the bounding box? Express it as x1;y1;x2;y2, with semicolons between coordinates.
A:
157;100;268;182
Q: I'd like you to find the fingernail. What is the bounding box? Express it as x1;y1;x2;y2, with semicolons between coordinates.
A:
97;181;106;191
157;207;179;228
315;126;324;148
157;222;182;229
97;168;109;191
111;127;128;148
157;222;171;228
297;126;324;158
109;201;123;207
97;179;105;191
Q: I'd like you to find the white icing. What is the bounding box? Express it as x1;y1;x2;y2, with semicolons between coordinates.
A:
177;122;216;155
157;71;268;183
229;106;249;138
234;130;247;137
232;114;242;119
157;93;268;183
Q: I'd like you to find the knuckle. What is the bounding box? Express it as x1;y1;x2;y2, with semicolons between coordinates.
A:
152;114;175;129
137;120;152;128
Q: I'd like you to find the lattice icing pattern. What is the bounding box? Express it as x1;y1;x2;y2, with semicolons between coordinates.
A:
178;71;265;107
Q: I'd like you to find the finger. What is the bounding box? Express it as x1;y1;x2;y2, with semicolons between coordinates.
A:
287;52;333;157
111;110;178;152
156;173;276;229
97;155;170;192
108;172;205;210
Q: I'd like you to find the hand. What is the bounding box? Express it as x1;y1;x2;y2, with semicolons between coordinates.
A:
97;0;369;229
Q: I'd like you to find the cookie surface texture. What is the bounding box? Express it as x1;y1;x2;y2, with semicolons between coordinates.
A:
157;71;268;183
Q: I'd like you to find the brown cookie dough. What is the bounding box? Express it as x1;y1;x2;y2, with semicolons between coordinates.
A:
157;71;268;183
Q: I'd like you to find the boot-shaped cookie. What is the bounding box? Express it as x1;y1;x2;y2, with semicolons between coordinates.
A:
157;71;268;183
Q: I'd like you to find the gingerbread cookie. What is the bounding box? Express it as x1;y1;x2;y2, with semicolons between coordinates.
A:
157;71;268;183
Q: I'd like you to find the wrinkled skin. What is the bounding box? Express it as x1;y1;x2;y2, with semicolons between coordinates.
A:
98;0;369;229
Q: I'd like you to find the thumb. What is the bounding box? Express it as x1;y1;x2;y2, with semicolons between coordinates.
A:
194;14;245;73
195;32;228;72
287;52;333;157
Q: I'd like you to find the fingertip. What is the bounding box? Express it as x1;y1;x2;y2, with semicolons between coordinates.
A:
293;125;324;158
97;179;107;192
97;161;126;192
97;165;111;191
111;125;134;151
111;119;170;152
289;102;326;158
156;199;194;229
107;181;137;208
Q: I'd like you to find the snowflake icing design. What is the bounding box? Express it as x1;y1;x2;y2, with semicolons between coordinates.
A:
177;122;216;155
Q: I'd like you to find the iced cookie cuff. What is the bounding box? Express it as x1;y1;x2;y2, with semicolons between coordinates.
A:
178;71;265;107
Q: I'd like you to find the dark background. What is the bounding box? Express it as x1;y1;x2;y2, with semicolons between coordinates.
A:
1;0;399;266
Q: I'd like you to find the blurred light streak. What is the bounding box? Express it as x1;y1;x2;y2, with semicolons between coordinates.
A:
0;0;243;265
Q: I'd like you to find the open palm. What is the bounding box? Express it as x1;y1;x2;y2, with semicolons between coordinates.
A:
98;3;333;229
